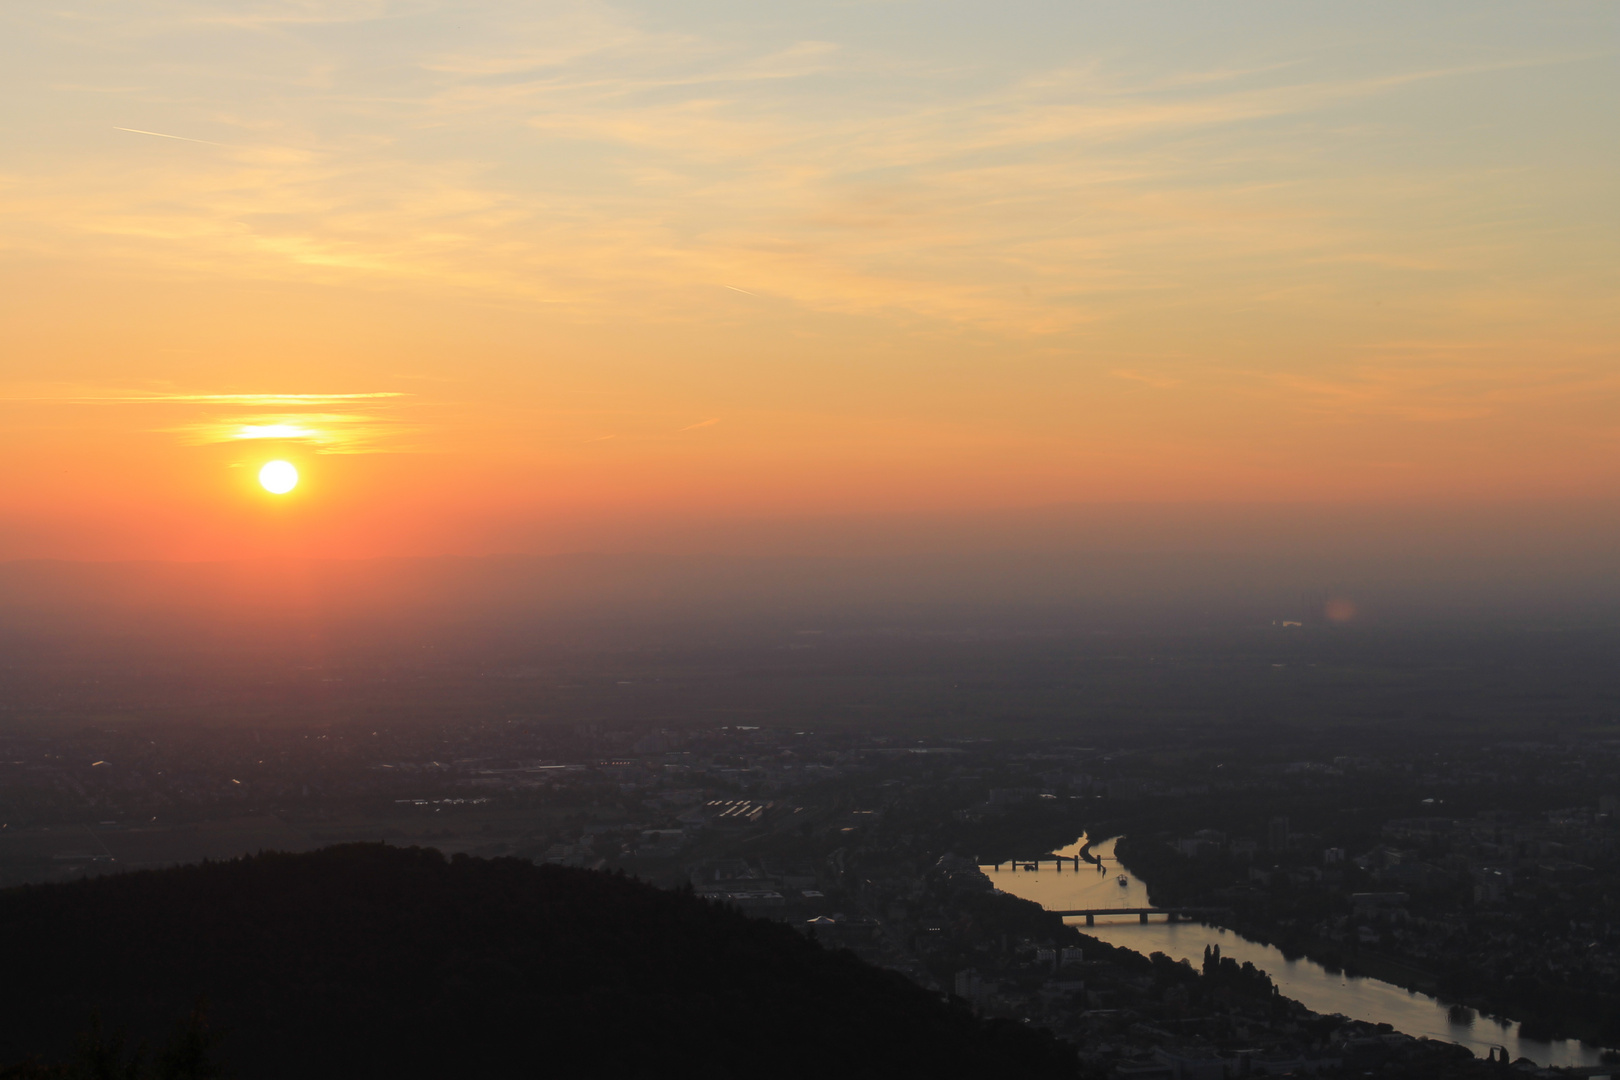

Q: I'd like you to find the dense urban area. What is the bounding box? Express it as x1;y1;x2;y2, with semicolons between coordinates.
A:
3;702;1617;1078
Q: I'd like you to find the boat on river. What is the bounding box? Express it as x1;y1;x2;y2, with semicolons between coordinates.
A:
1116;874;1129;886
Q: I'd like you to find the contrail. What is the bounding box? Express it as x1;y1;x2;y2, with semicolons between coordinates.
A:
722;285;759;297
114;126;220;145
680;418;720;431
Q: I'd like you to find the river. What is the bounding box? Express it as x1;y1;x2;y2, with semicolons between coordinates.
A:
982;835;1613;1070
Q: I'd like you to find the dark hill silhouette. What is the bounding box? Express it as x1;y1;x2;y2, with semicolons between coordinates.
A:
0;845;1075;1079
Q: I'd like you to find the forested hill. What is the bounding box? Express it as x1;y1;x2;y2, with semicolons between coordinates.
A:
0;845;1075;1079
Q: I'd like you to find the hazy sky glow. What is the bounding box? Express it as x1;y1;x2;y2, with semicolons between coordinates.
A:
2;1;1616;559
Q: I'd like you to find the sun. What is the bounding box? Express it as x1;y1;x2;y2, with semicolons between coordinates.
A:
258;460;299;494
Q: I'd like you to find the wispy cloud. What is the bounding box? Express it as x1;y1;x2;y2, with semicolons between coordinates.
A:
0;388;418;453
10;1;1590;341
39;392;411;405
1253;349;1620;425
184;0;399;30
1111;369;1182;390
2;0;1612;480
0;388;411;404
168;411;415;453
235;423;318;439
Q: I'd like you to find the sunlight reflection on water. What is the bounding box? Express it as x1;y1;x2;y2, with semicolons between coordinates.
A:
983;835;1613;1069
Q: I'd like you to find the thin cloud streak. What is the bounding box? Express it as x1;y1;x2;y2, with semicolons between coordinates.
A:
113;127;223;146
2;16;1600;345
18;392;412;405
1;0;1615;519
168;412;416;454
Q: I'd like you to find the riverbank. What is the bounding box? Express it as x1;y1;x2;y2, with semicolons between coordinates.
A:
989;834;1615;1070
1111;832;1618;1051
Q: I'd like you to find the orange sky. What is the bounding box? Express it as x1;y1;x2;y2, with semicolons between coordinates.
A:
2;1;1616;561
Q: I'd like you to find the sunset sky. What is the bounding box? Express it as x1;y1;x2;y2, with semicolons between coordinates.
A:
2;1;1616;561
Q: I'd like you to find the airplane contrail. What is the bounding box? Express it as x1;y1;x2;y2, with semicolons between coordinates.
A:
114;126;220;145
723;285;759;297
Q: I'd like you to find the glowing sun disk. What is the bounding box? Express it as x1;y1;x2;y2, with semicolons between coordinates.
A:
259;460;298;494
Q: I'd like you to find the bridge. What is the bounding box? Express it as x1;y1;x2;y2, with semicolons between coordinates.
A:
987;857;1090;870
1051;907;1232;926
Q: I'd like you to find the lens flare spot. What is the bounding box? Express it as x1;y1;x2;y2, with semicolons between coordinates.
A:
259;460;298;494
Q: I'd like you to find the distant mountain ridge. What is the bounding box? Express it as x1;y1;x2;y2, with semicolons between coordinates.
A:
0;845;1076;1079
